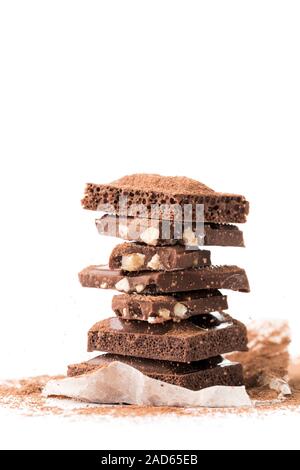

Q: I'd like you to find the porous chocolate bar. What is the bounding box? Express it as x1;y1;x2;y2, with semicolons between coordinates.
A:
87;313;248;362
112;291;228;323
109;242;211;272
79;264;250;294
68;354;244;391
82;174;249;223
96;214;245;247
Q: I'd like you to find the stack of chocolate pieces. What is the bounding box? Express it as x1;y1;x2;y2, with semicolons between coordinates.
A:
70;174;250;394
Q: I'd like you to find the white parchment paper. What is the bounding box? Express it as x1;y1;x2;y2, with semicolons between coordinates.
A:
43;361;252;408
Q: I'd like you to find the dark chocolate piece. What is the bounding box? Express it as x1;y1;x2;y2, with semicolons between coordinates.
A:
96;215;245;247
112;291;228;323
109;242;211;272
87;313;248;362
82;174;249;223
68;354;244;391
79;264;250;294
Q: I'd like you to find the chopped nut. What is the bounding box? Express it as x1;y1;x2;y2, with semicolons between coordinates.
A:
174;303;188;319
140;227;159;246
115;278;130;292
147;254;164;270
135;284;145;293
119;224;129;238
121;253;145;272
100;282;108;289
158;308;171;320
148;316;158;324
122;308;128;317
183;227;198;246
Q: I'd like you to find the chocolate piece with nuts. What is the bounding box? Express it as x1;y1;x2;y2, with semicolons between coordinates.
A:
109;242;211;272
87;313;248;362
112;291;228;323
96;214;245;247
79;264;250;294
68;354;244;391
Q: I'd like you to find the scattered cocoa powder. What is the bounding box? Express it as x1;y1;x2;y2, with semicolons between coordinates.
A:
228;320;290;388
289;357;300;390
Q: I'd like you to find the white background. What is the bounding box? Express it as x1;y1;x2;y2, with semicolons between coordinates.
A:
0;0;300;450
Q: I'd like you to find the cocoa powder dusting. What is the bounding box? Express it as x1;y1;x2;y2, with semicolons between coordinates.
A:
1;360;300;418
110;174;215;195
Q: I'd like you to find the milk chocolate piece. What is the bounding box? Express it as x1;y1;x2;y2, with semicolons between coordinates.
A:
68;354;244;391
96;214;245;247
87;313;248;362
109;242;211;272
112;291;228;323
79;264;250;294
82;174;249;223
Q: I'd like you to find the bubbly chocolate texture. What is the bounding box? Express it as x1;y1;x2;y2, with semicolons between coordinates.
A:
79;264;250;294
68;354;244;391
112;290;228;323
87;313;248;362
109;242;211;272
96;215;245;247
82;174;249;224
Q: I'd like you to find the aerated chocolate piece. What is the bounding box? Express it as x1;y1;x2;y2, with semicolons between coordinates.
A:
87;313;248;362
68;354;244;391
82;174;249;224
112;291;228;323
79;264;250;294
96;214;245;247
109;242;211;272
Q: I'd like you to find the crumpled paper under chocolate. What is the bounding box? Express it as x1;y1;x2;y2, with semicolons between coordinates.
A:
43;361;252;408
